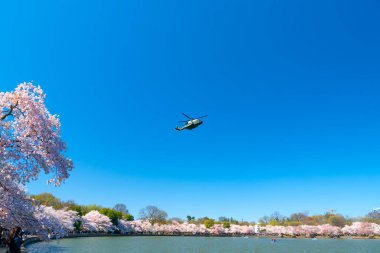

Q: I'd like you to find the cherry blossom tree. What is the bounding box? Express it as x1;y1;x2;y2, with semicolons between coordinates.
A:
342;222;375;236
82;210;114;233
0;82;73;230
34;205;79;237
117;219;134;234
34;206;66;237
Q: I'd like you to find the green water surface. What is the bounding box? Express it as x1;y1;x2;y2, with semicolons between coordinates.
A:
26;236;380;253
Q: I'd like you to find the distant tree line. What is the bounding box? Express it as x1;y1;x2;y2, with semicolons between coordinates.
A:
258;210;380;227
30;193;380;228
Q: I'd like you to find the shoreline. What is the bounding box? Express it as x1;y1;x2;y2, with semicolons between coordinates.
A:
48;232;380;240
17;233;380;252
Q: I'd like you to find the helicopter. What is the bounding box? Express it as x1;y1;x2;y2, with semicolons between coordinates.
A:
175;113;207;131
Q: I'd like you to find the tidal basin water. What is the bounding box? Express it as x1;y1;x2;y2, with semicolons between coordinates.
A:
26;236;380;253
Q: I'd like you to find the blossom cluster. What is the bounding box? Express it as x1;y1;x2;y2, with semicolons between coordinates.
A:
82;211;113;233
0;180;38;230
0;82;73;186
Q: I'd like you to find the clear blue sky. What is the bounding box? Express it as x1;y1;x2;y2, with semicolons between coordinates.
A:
1;0;380;221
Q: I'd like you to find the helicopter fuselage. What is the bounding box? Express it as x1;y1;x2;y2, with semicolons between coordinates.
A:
185;119;203;129
176;119;203;131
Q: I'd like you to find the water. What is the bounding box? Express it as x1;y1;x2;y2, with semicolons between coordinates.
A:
26;236;380;253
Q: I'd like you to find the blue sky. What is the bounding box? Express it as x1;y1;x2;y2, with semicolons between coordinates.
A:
1;0;380;221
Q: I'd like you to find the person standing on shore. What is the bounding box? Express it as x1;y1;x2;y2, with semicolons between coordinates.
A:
6;226;24;253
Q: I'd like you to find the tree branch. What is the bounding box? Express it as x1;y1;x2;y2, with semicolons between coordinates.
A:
0;101;18;121
0;181;8;191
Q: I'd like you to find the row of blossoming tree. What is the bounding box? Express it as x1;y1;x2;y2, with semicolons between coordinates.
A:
15;204;380;238
16;191;380;239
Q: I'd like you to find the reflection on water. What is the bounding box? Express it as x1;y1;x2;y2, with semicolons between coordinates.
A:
26;236;380;253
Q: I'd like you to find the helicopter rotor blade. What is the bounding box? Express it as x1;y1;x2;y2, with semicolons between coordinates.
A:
182;113;192;119
178;120;188;123
197;115;208;119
